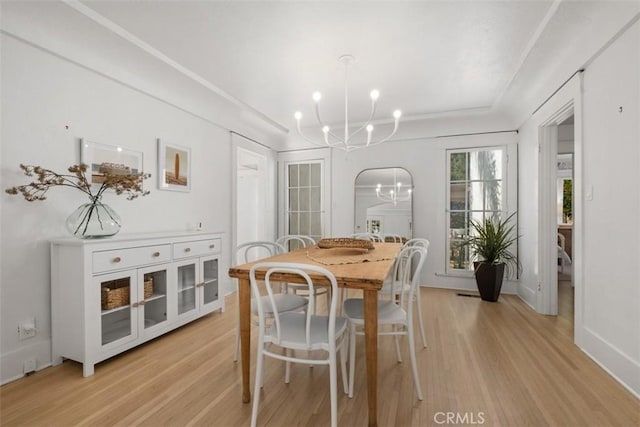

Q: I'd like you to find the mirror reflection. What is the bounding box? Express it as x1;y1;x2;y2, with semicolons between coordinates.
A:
354;167;413;240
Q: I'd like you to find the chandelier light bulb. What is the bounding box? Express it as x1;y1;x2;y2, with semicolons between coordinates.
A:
397;182;402;188
312;91;322;102
322;126;330;133
370;89;380;100
366;124;374;132
393;110;402;119
294;111;302;120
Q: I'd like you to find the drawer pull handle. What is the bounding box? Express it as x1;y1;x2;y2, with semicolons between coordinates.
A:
152;252;161;257
209;244;215;249
113;257;121;263
184;248;191;253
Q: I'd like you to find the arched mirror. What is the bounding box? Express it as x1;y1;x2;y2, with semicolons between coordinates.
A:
354;167;413;240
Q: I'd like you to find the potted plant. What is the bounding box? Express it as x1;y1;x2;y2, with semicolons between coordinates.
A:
462;212;520;302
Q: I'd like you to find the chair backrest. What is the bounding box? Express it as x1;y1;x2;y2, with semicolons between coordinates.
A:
236;241;285;264
250;262;339;347
383;234;404;243
276;235;316;252
403;238;430;250
557;233;565;250
348;233;383;242
389;246;428;312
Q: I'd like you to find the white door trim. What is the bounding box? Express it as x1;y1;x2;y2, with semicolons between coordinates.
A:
536;73;584;346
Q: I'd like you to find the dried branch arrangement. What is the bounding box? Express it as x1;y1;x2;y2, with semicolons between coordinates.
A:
5;163;150;201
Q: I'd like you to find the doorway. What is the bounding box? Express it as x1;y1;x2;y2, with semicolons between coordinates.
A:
236;147;268;246
556;115;575;328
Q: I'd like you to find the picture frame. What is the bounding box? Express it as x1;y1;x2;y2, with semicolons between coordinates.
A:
80;139;144;186
157;139;191;192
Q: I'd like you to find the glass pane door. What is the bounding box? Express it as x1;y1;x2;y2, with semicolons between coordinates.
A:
202;258;219;306
140;267;168;332
177;262;197;315
287;161;323;242
99;271;137;347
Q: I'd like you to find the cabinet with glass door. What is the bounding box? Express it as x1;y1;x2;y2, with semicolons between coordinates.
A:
175;254;220;320
51;232;224;378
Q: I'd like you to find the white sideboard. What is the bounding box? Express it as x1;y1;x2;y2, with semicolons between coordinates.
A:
50;232;224;376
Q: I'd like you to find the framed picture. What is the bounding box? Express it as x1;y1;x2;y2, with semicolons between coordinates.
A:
158;139;191;192
80;139;143;186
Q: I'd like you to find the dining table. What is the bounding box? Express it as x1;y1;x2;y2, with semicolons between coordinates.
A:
228;242;403;427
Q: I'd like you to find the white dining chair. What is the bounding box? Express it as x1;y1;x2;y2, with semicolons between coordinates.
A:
276;235;329;313
276;234;316;250
249;262;349;427
347;233;383;242
557;233;571;274
343;245;428;400
383;233;404;243
380;238;429;348
232;241;309;362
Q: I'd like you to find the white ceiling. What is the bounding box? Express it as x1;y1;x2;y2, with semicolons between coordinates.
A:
82;1;555;130
59;1;637;143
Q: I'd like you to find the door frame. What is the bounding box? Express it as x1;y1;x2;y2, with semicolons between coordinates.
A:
231;133;276;288
536;73;584;345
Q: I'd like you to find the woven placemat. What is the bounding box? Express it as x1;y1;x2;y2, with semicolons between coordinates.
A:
306;246;395;265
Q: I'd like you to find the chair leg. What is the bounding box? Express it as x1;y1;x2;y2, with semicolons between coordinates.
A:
251;347;265;427
326;289;331;315
406;323;424;400
340;335;349;394
285;348;292;384
348;324;356;398
393;326;402;363
415;290;427;348
329;350;338;427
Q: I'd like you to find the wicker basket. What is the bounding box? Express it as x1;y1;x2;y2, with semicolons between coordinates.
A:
317;238;374;250
101;277;153;310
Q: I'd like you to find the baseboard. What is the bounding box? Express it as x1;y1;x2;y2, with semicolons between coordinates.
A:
517;284;537;309
424;281;518;295
579;326;640;398
1;339;52;385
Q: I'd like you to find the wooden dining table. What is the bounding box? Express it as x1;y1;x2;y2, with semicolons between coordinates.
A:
228;242;403;427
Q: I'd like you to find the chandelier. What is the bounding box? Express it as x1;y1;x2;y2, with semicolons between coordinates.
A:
375;170;412;205
294;55;401;152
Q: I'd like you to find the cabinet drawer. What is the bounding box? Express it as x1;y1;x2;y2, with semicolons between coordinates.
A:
93;245;171;274
173;239;221;259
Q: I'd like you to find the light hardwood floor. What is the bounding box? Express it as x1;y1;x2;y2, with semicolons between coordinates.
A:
1;288;638;426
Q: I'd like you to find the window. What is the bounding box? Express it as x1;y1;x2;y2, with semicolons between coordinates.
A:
286;161;323;247
447;147;508;272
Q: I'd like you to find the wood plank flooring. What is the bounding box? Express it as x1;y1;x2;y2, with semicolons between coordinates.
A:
1;288;638;426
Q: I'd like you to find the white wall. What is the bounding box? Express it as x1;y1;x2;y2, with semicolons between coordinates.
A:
0;6;281;382
330;132;519;293
580;20;639;395
517;20;639;396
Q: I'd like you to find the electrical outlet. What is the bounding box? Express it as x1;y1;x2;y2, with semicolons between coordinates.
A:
18;317;36;340
23;357;37;374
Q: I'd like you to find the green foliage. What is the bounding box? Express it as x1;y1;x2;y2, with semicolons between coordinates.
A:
563;179;572;222
462;212;521;278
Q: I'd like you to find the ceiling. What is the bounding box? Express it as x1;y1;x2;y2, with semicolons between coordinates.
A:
81;1;555;131
54;1;636;144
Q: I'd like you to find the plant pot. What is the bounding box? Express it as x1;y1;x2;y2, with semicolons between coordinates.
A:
473;261;505;302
